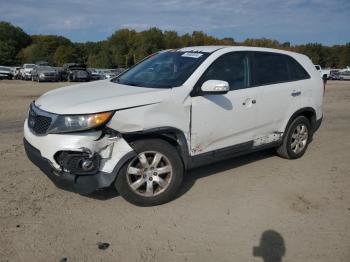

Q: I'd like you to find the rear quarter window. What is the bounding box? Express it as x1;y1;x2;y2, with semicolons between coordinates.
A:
287;57;310;81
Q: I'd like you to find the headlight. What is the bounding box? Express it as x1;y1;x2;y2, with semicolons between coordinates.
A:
48;111;114;133
40;73;45;77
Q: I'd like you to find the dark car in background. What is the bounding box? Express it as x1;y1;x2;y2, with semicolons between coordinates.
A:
88;68;103;81
0;66;13;79
31;65;59;82
62;63;90;82
329;70;341;80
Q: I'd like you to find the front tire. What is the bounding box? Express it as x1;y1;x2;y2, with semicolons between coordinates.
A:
276;116;311;159
115;139;183;206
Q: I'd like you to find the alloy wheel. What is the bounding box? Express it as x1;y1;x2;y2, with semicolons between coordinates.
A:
126;151;173;197
290;124;308;154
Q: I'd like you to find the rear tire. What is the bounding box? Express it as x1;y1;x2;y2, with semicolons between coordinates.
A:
276;116;311;159
115;139;183;206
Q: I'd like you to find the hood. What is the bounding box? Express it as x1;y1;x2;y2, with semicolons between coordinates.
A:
35;79;171;115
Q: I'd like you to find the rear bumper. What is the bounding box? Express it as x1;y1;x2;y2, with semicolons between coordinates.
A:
23;138;117;194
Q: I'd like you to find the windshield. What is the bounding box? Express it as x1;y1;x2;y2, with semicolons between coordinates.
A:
113;51;210;88
25;64;35;69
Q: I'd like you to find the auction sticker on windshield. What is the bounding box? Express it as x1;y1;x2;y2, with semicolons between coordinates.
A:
181;52;203;58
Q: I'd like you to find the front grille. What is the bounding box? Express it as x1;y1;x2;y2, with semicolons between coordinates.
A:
28;105;52;135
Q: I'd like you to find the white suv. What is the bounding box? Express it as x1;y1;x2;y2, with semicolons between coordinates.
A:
24;46;323;206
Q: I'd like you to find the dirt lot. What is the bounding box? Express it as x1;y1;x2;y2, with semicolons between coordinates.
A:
0;80;349;262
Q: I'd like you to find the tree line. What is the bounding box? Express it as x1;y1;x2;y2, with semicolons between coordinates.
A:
1;21;349;68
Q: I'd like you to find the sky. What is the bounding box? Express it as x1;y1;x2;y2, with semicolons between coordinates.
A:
1;0;349;45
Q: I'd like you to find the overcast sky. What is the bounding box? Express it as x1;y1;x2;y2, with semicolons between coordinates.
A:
1;0;349;45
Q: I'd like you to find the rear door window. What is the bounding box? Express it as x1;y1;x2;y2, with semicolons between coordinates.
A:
251;52;290;86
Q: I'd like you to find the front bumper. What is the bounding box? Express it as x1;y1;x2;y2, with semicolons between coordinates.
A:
24;138;117;194
23;119;136;194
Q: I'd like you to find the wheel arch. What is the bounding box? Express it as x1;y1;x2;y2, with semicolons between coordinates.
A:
283;107;317;135
121;127;190;170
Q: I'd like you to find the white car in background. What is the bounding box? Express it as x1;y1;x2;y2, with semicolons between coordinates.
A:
24;46;323;206
21;64;36;80
339;70;350;80
315;65;331;79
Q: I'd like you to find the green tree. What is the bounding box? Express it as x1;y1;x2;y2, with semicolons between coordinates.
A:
0;41;17;65
140;28;165;55
336;43;350;68
297;43;327;66
87;49;113;68
0;21;31;65
164;31;182;49
53;45;80;66
17;35;72;64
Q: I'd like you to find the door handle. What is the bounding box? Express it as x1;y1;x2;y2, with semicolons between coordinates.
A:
291;91;301;97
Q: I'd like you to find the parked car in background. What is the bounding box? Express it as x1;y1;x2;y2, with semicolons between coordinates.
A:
24;46;323;206
0;66;13;79
315;65;331;79
88;68;103;81
31;65;59;82
62;63;90;82
329;70;341;80
339;70;350;80
99;69;125;79
102;69;117;79
22;64;36;80
12;67;23;79
116;68;127;75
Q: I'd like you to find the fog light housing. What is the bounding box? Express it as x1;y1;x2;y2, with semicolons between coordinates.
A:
55;151;101;175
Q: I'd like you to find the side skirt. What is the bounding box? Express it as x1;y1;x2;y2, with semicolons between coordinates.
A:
188;140;281;169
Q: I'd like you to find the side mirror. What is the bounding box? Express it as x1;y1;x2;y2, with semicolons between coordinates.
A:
200;80;229;95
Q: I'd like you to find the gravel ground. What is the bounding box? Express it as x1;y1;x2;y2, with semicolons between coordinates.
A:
0;80;349;262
